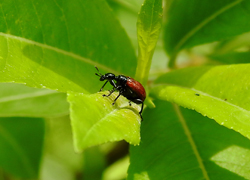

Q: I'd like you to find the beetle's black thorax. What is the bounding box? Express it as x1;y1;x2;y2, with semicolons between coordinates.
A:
115;75;128;87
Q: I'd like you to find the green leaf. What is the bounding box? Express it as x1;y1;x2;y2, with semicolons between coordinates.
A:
103;155;129;180
164;0;250;67
0;83;69;117
67;91;141;152
128;99;250;179
136;0;163;85
41;116;83;180
0;117;44;179
209;52;250;64
0;0;137;93
213;32;250;54
83;147;106;180
153;64;250;140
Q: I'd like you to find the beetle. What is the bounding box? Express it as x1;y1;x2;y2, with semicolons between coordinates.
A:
95;66;146;120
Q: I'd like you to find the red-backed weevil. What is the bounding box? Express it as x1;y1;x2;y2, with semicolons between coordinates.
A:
95;66;146;120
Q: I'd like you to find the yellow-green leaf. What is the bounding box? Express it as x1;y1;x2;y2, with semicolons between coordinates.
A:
153;64;250;139
67;92;141;152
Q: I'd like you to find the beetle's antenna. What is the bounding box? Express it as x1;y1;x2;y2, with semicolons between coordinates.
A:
95;66;102;77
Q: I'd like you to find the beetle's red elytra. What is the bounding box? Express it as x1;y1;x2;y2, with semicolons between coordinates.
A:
126;78;146;102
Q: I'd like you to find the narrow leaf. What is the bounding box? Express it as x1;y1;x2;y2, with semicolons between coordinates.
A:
136;0;163;85
153;64;250;139
67;92;141;152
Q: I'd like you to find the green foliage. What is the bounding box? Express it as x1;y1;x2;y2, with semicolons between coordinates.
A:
154;64;250;139
128;100;250;180
164;0;250;67
0;0;250;179
0;0;136;93
136;0;162;85
68;92;141;152
0;83;69;117
0;117;44;179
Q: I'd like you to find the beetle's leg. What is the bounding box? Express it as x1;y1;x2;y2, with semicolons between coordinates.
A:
100;81;108;92
103;88;116;97
109;80;117;88
112;93;121;105
103;85;121;97
108;87;115;93
111;87;124;105
129;101;132;106
139;102;144;121
102;80;118;96
132;99;144;121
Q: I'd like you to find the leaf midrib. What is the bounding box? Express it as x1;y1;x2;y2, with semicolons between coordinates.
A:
81;108;119;145
174;104;210;180
0;124;35;177
0;32;121;75
0;89;58;103
172;0;244;54
155;83;250;117
192;88;250;116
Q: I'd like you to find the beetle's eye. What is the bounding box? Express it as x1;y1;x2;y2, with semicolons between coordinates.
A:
100;76;105;81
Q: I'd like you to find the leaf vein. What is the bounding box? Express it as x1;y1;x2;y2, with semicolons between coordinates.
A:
174;104;210;180
0;33;120;74
172;0;244;55
0;124;35;176
0;90;58;103
30;0;45;44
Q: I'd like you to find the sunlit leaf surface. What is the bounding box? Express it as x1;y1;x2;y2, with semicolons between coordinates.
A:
68;92;141;152
153;64;250;139
0;0;137;93
0;83;68;117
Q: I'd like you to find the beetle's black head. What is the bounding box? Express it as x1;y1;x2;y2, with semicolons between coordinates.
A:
95;66;115;81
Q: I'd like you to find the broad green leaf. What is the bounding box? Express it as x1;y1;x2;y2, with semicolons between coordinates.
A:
0;0;137;93
128;99;250;179
135;0;162;86
153;64;250;139
67;91;141;152
0;83;68;117
0;117;44;179
164;0;250;67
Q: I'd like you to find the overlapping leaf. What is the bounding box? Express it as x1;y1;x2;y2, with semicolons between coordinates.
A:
68;92;141;152
0;83;68;117
0;0;137;93
136;0;162;85
128;100;250;179
164;0;250;66
153;64;250;139
0;0;139;152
